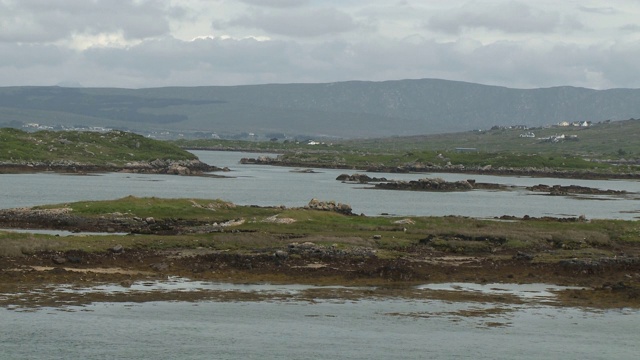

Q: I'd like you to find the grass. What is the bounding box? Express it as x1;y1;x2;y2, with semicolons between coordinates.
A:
0;128;197;165
4;197;639;260
174;119;640;174
0;232;67;256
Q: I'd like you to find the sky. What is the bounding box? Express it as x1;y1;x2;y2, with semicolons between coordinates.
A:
1;0;640;89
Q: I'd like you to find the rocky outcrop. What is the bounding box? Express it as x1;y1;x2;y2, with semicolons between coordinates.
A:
0;159;219;175
121;159;219;175
376;178;474;191
336;173;388;183
287;242;376;258
526;184;627;196
305;199;353;215
337;174;510;192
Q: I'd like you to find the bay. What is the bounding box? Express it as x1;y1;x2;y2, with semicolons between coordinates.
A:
0;150;638;219
2;151;640;358
1;298;637;360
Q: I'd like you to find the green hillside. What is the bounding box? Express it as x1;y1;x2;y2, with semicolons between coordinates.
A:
176;119;640;174
1;79;640;138
347;119;640;158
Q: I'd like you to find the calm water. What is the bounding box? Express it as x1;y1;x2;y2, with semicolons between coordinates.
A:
1;150;638;219
1;297;638;359
2;151;640;358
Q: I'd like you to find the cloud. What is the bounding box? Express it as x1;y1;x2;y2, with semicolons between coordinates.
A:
0;0;184;43
425;1;582;34
620;24;640;32
237;0;309;8
221;8;360;37
1;1;640;90
578;5;618;15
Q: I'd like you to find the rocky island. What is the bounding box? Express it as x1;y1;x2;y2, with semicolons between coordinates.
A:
0;128;221;175
1;197;639;309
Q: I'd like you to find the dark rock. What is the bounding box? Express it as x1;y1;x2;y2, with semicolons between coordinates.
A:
66;256;82;264
374;177;474;192
514;251;534;261
336;173;387;183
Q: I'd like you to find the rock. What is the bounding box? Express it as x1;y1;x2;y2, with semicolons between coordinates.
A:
306;198;353;215
145;217;156;224
168;163;190;175
393;218;415;225
150;262;169;272
336;173;387;183
274;250;289;259
52;256;67;265
374;177;474;192
66;256;82;264
513;251;534;261
109;244;124;254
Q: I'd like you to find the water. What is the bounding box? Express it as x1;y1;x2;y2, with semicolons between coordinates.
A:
1;298;638;359
1;151;639;358
1;150;638;219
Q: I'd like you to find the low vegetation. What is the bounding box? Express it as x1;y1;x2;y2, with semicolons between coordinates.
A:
2;197;639;309
0;128;197;165
4;197;638;260
176;119;640;174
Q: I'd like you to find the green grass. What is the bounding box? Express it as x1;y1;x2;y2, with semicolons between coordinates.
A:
5;197;638;259
175;119;640;173
0;128;197;165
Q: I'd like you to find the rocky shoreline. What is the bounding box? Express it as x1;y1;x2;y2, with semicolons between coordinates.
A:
0;159;223;175
336;173;630;196
2;243;639;309
241;156;640;180
1;202;640;309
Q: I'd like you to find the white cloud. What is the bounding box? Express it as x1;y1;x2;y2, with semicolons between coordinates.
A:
221;8;360;37
0;0;183;44
237;0;309;8
425;1;582;35
1;0;640;89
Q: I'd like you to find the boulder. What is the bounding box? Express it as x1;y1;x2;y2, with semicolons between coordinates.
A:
150;262;169;271
52;256;67;265
109;244;124;254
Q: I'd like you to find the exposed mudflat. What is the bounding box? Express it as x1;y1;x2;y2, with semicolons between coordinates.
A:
2;246;639;309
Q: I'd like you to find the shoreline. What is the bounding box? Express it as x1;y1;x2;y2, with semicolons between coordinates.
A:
2;248;639;309
2;223;639;310
239;156;640;180
0;159;223;176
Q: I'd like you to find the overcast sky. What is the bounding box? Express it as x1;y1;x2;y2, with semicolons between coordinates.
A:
1;0;640;89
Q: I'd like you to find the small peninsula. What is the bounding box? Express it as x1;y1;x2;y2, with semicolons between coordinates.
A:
0;128;219;175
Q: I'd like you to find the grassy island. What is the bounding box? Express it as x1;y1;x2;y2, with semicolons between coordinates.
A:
1;197;639;309
0;128;216;174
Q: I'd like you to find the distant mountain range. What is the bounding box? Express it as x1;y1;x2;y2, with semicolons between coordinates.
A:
1;79;639;138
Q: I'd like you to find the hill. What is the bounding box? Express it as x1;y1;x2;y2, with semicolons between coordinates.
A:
0;128;215;174
1;79;640;138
